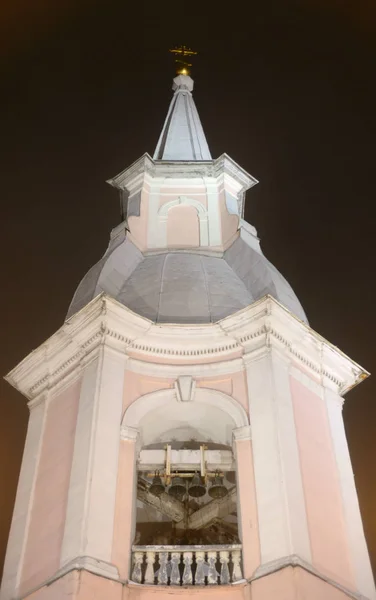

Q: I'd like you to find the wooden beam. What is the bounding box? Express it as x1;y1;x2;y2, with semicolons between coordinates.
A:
137;481;185;522
138;449;235;472
137;480;237;531
176;487;237;530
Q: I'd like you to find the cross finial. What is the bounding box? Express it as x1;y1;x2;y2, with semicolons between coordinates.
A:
169;45;198;76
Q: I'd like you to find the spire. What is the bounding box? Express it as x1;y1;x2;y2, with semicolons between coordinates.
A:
153;74;212;161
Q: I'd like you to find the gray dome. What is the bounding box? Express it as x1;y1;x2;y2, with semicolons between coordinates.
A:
67;228;307;325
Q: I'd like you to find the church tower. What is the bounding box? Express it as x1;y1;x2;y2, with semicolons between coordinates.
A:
1;61;375;600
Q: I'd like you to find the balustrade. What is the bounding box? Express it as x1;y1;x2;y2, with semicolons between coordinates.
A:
131;545;242;586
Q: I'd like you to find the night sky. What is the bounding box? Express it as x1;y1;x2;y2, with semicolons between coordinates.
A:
1;0;375;579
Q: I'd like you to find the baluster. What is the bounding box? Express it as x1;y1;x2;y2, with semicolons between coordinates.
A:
207;551;218;585
182;551;193;585
132;551;144;583
195;551;206;585
170;552;181;585
157;551;168;585
231;549;242;582
145;551;156;584
219;551;230;584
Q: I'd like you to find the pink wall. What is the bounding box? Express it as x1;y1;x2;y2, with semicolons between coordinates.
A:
167;205;200;247
126;349;243;366
23;567;353;600
25;571;79;600
124;582;250;600
235;439;260;578
20;379;81;594
112;441;137;579
251;566;352;600
24;570;122;600
78;570;122;600
290;375;354;590
196;371;249;413
122;370;174;412
25;575;249;600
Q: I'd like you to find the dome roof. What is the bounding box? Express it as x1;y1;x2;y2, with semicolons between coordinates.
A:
67;226;307;324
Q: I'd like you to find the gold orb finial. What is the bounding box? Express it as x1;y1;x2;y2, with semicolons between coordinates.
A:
169;45;198;76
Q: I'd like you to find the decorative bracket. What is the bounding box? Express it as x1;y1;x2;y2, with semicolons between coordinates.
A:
175;376;196;402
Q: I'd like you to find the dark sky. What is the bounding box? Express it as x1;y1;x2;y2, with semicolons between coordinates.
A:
1;0;375;580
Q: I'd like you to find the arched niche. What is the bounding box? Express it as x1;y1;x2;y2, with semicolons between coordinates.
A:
121;387;249;447
156;196;209;248
167;204;199;247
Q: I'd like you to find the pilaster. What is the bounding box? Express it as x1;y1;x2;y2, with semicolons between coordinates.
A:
146;181;162;249
244;349;311;566
60;344;127;575
270;352;311;564
325;388;376;599
232;426;260;578
0;397;47;600
112;427;139;580
204;178;221;246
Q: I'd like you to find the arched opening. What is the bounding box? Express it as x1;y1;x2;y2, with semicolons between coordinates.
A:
122;388;248;547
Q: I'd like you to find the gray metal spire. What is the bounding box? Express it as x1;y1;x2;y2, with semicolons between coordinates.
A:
153;74;212;161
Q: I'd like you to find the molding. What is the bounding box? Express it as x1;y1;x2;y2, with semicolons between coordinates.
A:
325;386;345;410
154;195;209;249
142;247;224;258
121;387;249;431
5;294;368;401
158;196;207;216
27;392;47;411
289;364;324;398
126;356;245;379
57;556;119;580
250;555;366;600
106;153;258;195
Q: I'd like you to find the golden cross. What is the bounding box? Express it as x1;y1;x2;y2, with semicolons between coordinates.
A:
169;45;198;76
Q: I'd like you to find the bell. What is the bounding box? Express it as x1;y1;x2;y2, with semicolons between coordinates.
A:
188;473;206;498
168;474;186;499
208;473;228;499
149;472;165;497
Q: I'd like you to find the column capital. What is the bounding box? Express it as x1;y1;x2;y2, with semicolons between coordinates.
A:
120;425;140;441
233;425;252;442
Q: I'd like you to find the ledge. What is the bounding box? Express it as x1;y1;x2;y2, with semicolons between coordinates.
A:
5;294;368;401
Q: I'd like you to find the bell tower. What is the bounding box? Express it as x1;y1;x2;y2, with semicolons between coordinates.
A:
1;60;375;600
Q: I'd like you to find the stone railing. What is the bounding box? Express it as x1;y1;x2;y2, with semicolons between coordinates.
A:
131;544;242;586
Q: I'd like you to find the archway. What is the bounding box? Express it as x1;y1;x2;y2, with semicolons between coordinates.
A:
121;387;248;547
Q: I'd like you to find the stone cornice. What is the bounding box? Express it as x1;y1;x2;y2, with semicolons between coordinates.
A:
5;294;368;400
106;153;258;194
